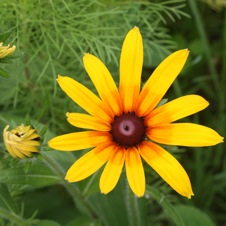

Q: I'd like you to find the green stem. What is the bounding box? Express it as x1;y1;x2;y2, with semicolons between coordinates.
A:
188;0;225;143
220;9;226;118
41;152;96;219
172;79;183;97
188;0;220;91
124;178;142;226
222;10;226;78
0;209;30;226
146;185;184;226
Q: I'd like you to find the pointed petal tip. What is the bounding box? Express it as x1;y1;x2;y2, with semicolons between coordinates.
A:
180;48;189;56
171;49;189;60
47;140;51;146
100;189;109;195
47;139;55;149
47;136;65;150
212;133;224;145
131;26;141;34
83;52;96;63
83;52;91;59
135;192;144;198
133;26;139;30
65;174;69;181
179;182;194;199
56;74;64;82
175;184;194;199
65;176;74;183
186;191;195;199
65;172;75;182
4;124;10;131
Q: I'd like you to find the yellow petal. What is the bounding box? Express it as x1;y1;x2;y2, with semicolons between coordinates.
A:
3;142;18;158
139;141;194;198
65;143;115;182
9;134;22;142
17;125;30;134
146;95;209;126
100;147;125;194
23;132;39;140
10;147;26;159
66;112;111;131
21;126;33;136
3;126;17;158
19;140;40;146
0;44;16;58
125;147;145;197
83;53;122;116
57;75;112;123
48;131;111;151
147;123;224;147
16;148;33;157
119;27;143;113
9;142;39;152
136;49;189;117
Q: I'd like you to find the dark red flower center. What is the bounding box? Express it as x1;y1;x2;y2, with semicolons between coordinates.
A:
111;112;146;148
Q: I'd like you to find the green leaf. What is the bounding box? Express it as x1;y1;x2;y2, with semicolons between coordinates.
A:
0;67;10;78
3;50;23;59
0;184;18;213
174;205;216;226
35;220;61;226
0;184;30;226
0;31;11;42
124;182;147;226
39;125;48;138
0;57;14;64
67;216;102;226
146;185;184;226
88;174;147;226
0;161;61;187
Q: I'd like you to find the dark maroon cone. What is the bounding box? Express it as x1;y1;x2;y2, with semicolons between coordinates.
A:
111;112;146;147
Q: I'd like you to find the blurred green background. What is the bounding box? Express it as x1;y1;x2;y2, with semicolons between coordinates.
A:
0;0;225;225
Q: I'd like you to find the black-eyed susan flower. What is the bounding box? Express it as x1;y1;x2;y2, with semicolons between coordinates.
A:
3;124;40;159
0;42;16;59
48;27;223;198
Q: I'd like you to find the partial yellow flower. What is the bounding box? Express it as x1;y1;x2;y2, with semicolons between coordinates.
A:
0;42;16;59
48;27;223;198
3;124;40;159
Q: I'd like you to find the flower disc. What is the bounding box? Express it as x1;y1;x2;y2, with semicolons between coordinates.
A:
111;112;146;147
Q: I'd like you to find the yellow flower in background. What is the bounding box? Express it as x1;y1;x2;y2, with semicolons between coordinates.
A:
48;27;223;198
0;42;16;59
3;124;40;159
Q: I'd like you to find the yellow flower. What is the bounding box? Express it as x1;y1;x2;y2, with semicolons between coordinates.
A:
0;42;16;59
3;124;40;159
48;27;223;198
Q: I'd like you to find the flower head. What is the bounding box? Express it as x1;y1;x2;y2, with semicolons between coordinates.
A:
3;124;40;159
48;27;223;198
0;42;16;59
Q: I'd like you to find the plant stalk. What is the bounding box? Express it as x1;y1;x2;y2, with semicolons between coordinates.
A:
41;151;97;219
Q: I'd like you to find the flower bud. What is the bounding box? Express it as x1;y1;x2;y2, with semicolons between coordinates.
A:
0;42;16;59
3;124;40;159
